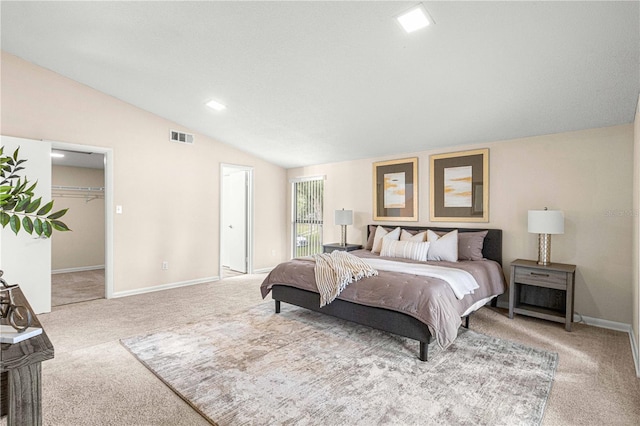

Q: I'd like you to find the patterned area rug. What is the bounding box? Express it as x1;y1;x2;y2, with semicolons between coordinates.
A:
121;303;558;425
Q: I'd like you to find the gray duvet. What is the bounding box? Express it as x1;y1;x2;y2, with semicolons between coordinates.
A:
260;249;506;348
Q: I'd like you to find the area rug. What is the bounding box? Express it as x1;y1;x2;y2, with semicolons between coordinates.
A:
121;303;558;425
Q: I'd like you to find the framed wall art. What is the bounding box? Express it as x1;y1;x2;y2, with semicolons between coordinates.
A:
373;157;418;221
430;148;489;222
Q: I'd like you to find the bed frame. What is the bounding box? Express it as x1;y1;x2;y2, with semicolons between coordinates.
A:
271;226;502;361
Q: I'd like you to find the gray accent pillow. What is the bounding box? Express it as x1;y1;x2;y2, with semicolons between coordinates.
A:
458;230;488;261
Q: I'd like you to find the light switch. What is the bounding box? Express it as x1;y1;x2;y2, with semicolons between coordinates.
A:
116;205;123;214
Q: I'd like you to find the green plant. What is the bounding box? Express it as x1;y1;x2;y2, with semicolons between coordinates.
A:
0;146;70;237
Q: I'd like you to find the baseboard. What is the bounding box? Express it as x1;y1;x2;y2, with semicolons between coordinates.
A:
111;276;219;299
574;314;631;333
628;328;640;378
52;265;105;274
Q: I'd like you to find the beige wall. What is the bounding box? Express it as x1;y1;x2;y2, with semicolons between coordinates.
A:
1;51;288;294
51;165;105;271
288;125;634;325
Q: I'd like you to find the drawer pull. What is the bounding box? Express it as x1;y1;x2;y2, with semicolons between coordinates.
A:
530;272;549;277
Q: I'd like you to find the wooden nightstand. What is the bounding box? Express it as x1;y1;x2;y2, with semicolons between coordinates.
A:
509;259;576;331
322;243;362;253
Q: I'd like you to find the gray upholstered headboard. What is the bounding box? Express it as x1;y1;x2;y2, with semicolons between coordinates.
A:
366;225;502;266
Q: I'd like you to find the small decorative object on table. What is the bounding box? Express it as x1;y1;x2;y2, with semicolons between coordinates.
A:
0;270;33;333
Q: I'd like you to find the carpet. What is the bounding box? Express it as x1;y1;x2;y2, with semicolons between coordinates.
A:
121;303;558;425
52;269;104;306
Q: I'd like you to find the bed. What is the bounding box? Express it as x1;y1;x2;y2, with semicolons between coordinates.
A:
260;225;506;361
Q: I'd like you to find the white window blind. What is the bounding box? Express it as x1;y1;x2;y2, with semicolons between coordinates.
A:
291;176;324;257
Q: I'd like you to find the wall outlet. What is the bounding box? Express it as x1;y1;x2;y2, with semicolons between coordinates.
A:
162;261;169;270
271;249;276;256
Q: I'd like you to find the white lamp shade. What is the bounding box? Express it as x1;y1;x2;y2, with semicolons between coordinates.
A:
334;209;353;226
528;210;564;234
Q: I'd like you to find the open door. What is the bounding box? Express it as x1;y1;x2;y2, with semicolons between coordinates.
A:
220;165;253;276
0;135;52;313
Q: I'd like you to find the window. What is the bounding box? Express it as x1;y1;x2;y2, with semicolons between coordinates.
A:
292;176;324;257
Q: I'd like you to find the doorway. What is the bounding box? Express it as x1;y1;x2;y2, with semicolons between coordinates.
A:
50;142;113;305
220;164;253;278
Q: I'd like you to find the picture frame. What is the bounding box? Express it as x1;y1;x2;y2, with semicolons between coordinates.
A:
430;148;489;222
373;157;418;221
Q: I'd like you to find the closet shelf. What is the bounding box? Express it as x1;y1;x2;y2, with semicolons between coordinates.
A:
51;185;104;202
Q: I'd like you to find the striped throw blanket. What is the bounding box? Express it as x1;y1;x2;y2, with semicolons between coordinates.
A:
313;250;378;307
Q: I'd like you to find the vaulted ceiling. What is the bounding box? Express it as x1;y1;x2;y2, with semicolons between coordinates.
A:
2;1;638;168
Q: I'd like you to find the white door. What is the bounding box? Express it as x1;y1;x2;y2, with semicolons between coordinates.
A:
0;135;52;313
225;169;247;273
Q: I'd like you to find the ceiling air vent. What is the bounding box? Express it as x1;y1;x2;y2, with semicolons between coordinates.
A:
170;130;194;145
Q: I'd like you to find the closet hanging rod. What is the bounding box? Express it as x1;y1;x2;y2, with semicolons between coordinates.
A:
51;185;104;192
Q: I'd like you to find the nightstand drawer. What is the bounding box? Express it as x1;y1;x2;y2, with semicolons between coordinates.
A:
514;267;567;290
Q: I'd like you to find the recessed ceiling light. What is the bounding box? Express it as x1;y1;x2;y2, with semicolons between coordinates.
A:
396;4;434;33
206;99;227;111
51;152;65;158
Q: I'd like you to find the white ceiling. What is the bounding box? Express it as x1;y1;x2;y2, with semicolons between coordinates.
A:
2;1;639;169
51;149;105;169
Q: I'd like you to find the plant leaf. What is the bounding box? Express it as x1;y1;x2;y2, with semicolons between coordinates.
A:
34;218;43;236
51;220;70;232
12;147;19;162
14;196;31;212
11;178;27;195
43;220;52;238
3;199;17;211
47;208;68;220
0;211;9;227
25;197;42;213
24;180;37;196
10;214;20;234
22;216;33;234
37;200;54;216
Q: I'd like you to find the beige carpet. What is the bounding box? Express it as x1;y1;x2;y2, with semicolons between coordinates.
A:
51;269;104;306
122;304;558;425
3;274;637;425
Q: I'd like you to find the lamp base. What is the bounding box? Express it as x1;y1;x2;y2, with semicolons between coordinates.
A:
340;225;347;246
537;233;552;265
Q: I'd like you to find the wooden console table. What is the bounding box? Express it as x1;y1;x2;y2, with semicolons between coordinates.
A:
0;286;54;425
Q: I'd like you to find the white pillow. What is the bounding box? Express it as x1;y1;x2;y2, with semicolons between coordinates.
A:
381;239;430;262
427;229;458;262
400;229;427;242
372;226;401;254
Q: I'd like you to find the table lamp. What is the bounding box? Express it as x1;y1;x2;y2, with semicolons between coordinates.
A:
334;209;353;246
528;208;564;265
